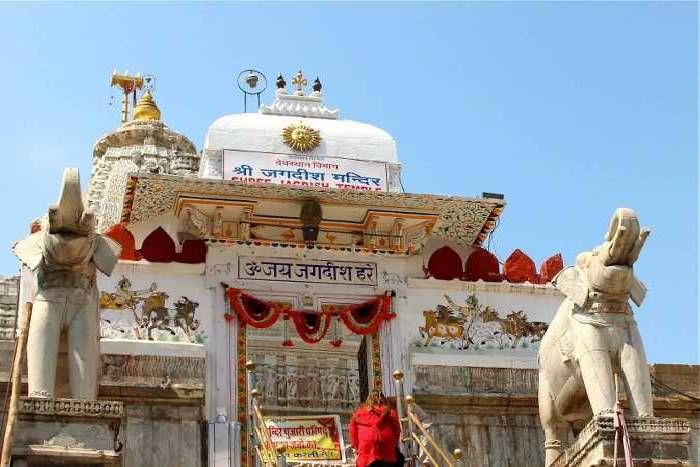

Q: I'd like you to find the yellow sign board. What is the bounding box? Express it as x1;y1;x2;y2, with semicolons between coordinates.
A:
264;414;346;463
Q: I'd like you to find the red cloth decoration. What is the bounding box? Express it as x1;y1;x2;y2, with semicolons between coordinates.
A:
463;247;502;282
539;253;564;283
175;239;207;264
504;249;538;283
290;311;332;344
335;297;394;336
225;288;393;344
139;227;176;263
227;288;285;328
104;223;141;261
424;246;462;280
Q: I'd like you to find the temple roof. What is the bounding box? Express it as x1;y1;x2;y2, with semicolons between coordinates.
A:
204;113;397;164
118;173;505;248
203;71;398;165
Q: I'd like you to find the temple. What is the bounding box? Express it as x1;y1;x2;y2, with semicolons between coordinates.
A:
1;70;697;467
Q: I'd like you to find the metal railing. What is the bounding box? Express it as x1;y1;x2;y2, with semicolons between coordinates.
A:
246;363;463;467
246;360;355;467
247;360;286;467
393;370;464;467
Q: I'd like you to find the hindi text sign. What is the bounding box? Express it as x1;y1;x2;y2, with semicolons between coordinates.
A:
238;257;377;286
223;149;388;191
264;415;346;463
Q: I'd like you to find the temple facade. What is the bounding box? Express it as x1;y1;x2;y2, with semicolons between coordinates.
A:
5;70;698;467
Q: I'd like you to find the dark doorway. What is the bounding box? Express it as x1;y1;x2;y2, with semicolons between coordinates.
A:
358;336;370;403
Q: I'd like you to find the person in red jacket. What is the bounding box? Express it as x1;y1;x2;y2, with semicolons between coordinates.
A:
349;389;402;467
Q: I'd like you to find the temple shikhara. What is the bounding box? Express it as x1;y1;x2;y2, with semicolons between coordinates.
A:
0;70;697;467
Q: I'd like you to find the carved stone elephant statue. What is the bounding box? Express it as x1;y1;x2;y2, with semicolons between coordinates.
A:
538;208;653;466
13;168;120;399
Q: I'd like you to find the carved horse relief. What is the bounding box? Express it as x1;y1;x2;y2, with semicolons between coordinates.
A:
418;295;549;351
99;278;202;342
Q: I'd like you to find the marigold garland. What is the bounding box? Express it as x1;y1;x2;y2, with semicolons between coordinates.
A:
224;287;394;345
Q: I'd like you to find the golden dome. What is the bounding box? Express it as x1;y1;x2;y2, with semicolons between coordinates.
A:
132;91;161;122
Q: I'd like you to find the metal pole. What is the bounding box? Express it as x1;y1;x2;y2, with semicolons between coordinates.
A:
453;448;463;467
246;360;256;467
276;447;287;467
404;395;418;467
613;373;620;467
393;370;414;465
0;302;32;467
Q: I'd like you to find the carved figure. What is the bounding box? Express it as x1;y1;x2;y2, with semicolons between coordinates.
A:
419;307;466;348
420;295;549;351
476;307;510;349
347;372;360;404
287;366;298;401
485;310;550;346
99;276;157;309
538;208;652;465
13;168;120;399
142;296;199;341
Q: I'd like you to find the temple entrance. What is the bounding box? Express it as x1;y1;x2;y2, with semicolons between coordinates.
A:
226;287;392;465
246;319;365;436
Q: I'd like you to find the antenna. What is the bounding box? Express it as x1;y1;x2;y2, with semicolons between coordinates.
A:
110;70;145;124
237;69;267;112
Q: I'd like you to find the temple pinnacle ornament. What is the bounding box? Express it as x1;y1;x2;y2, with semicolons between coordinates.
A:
281;121;321;152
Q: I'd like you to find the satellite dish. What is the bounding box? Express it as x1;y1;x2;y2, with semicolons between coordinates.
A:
237;69;267;111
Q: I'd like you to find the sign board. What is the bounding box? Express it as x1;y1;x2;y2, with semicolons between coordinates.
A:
238;257;377;286
264;414;346;463
223;149;387;191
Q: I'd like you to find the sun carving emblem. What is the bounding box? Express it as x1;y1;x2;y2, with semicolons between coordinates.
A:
281;122;321;152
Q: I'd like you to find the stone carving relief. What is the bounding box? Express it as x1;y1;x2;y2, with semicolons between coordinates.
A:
99;276;205;343
538;208;652;466
19;397;124;418
249;351;361;412
415;294;548;352
13;168;121;399
380;271;407;287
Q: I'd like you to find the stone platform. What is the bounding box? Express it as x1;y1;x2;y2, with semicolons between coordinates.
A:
11;397;124;466
553;415;692;466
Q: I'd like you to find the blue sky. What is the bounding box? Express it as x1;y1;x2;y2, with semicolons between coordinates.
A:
0;2;696;363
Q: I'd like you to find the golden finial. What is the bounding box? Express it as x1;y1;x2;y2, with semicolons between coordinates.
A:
291;70;307;95
132;91;161;122
110;70;144;125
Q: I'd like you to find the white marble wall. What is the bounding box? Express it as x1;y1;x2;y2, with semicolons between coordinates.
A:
21;235;566;467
